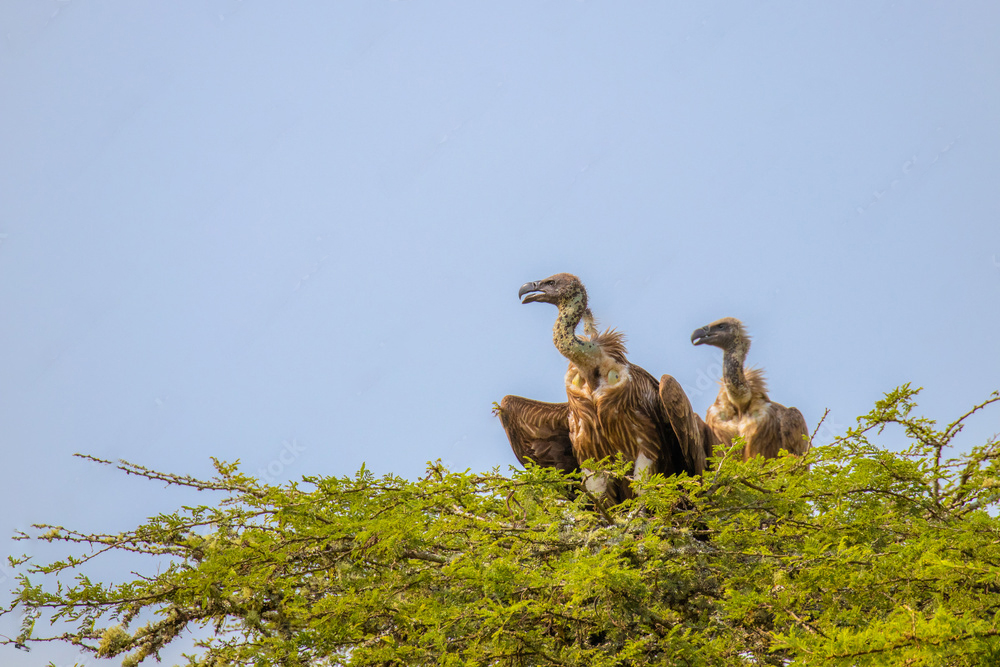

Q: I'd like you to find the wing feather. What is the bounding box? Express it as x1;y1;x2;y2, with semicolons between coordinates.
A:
778;404;810;456
657;374;710;475
496;395;578;472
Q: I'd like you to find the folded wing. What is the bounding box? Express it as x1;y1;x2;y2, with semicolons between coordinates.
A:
658;374;719;475
778;404;810;456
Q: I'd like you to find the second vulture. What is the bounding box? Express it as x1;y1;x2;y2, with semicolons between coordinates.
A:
497;273;712;499
691;317;810;460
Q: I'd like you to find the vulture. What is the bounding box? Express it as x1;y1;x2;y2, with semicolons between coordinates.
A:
691;317;810;460
496;273;710;499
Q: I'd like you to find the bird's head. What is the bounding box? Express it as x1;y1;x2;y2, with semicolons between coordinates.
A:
518;273;586;307
691;317;749;350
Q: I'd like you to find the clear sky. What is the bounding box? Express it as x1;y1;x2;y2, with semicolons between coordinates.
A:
2;2;999;664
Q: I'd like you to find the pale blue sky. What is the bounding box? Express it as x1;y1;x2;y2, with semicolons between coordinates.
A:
2;2;999;664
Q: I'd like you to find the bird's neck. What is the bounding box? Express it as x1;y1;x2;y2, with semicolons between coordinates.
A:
722;342;751;408
553;292;599;365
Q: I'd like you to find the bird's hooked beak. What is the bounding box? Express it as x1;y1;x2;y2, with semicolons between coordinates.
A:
518;280;545;304
691;326;711;346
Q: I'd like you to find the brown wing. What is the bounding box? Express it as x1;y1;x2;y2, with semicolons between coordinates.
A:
778;404;810;456
495;395;578;472
619;364;690;477
657;374;710;476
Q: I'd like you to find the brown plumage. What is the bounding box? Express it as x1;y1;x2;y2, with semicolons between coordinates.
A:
495;395;577;473
496;273;710;495
691;317;809;460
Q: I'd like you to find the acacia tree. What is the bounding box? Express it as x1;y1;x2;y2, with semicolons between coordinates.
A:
3;385;1000;666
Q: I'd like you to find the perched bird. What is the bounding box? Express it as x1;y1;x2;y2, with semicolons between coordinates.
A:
691;317;809;460
496;273;709;500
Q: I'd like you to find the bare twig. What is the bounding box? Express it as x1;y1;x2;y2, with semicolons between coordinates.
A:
810;408;831;444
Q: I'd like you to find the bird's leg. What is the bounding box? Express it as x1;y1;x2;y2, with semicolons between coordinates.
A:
580;469;619;519
582;469;609;496
627;452;658;518
632;452;656;487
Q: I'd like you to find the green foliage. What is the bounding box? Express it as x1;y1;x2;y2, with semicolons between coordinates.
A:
3;385;1000;665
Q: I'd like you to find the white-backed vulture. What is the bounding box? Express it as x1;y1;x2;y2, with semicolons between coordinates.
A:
496;273;709;498
691;317;809;460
